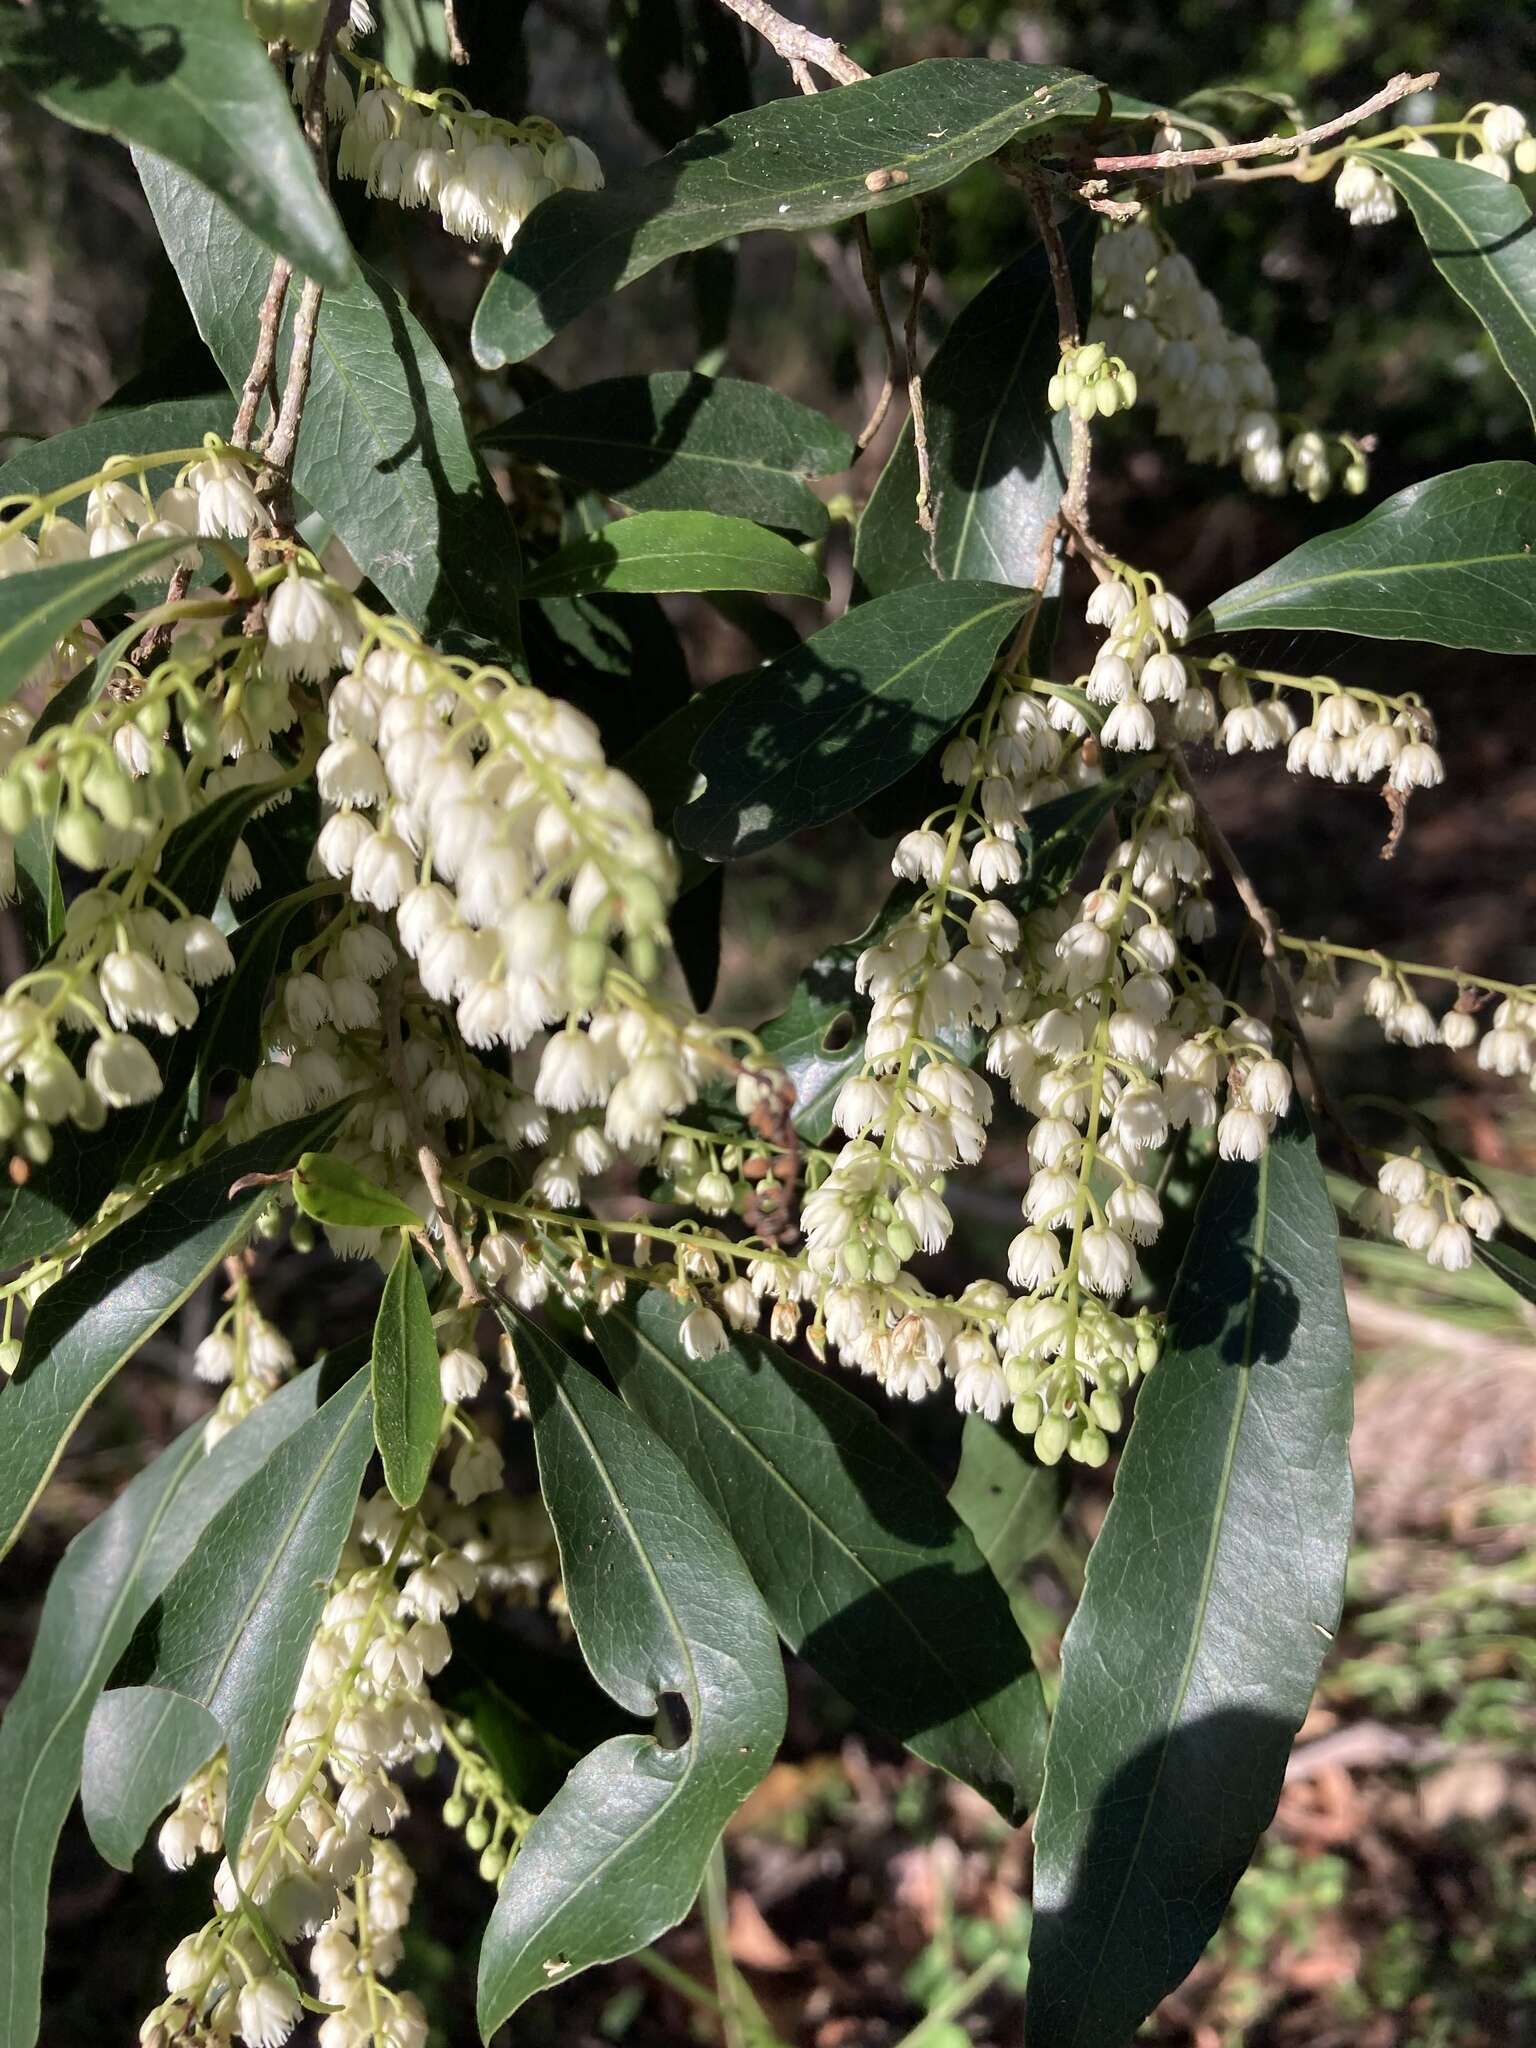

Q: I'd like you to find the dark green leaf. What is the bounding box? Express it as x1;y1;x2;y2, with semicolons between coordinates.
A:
0;1102;349;1563
0;397;234;516
194;882;338;1097
1026;1114;1354;2048
1376;150;1536;426
0;1369;331;2047
949;1415;1068;1637
522;589;691;760
0;0;351;286
471;62;1104;366
477;1310;785;2034
855;232;1083;597
80;1688;222;1874
676;580;1028;860
0;538;186;707
483;374;850;537
519;509;827;600
295;1152;424;1232
137;156;523;646
370;1237;441;1509
100;1372;374;1850
156;772;304;920
594;1291;1048;1823
1194;462;1536;652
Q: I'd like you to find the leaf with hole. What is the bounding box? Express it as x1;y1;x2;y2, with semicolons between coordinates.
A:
471;62;1104;365
518;510;827;600
137;155;523;646
1025;1113;1354;2048
1376;150;1536;427
0;1102;349;1564
0;0;351;286
483;373;850;537
676;580;1029;860
1193;462;1536;651
0;1368;333;2047
370;1237;442;1509
476;1309;785;2034
594;1291;1049;1822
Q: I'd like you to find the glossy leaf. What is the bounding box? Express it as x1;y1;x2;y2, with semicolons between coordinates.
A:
0;0;351;286
1376;150;1536;426
0;397;234;516
483;373;850;536
855;233;1083;597
0;1103;349;1563
370;1237;442;1509
96;1372;374;1852
519;509;827;601
0;538;186;707
594;1291;1048;1822
137;155;523;645
676;580;1029;860
1026;1114;1354;2048
294;1152;424;1232
471;62;1103;366
0;1371;331;2048
949;1416;1068;1633
1194;462;1536;652
477;1310;785;2034
80;1687;221;1874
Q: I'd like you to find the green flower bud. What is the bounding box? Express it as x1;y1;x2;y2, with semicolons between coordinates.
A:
1047;372;1066;410
478;1846;507;1883
1075;341;1106;376
22;759;59;810
1136;1328;1161;1375
868;1245;899;1287
0;777;32;837
1116;368;1138;410
1094;379;1120;418
290;1215;316;1255
465;1814;491;1852
54;804;106;871
1034;1409;1071;1466
0;1337;20;1376
1011;1393;1044;1435
1072;1421;1110;1468
1517;137;1536;174
842;1238;870;1283
20;1120;53;1166
1088;1387;1123;1433
81;756;137;831
886;1219;917;1263
443;1795;469;1828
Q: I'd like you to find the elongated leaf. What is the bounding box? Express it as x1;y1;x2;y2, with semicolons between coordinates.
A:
1026;1114;1354;2048
295;1153;424;1232
483;373;850;536
0;539;185;706
98;1372;374;1852
0;0;351;286
523;588;690;760
194;881;337;1097
1194;462;1536;651
676;580;1028;859
856;233;1083;597
1376;150;1536;426
371;1237;441;1508
0;1102;349;1563
0;397;234;516
80;1687;222;1873
594;1292;1048;1822
949;1416;1068;1634
472;62;1103;366
477;1311;785;2034
519;509;826;600
137;156;523;645
0;1370;331;2048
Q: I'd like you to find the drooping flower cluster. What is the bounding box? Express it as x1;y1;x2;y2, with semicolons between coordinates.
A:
1355;1152;1503;1271
1090;223;1366;497
193;1269;298;1448
1335;100;1536;226
330;57;602;251
1048;339;1137;421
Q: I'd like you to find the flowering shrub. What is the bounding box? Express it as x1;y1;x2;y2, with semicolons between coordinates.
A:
0;6;1532;2047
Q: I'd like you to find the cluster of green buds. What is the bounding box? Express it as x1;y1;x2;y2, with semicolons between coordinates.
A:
1048;340;1138;421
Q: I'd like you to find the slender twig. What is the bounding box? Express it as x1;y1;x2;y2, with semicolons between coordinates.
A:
714;0;866;85
1085;69;1436;173
380;968;484;1308
443;0;469;63
852;219;900;450
906;199;937;540
233;259;292;449
264;277;325;479
1018;168;1098;549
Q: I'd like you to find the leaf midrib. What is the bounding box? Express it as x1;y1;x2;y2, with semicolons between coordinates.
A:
1384;155;1536;357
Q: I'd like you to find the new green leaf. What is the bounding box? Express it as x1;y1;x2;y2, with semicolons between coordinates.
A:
472;62;1103;365
371;1237;442;1509
0;0;351;286
0;1103;349;1563
1376;150;1536;427
137;156;523;645
856;233;1083;597
295;1153;425;1232
676;580;1029;859
594;1291;1048;1822
0;538;187;707
483;374;851;537
1026;1115;1354;2048
477;1311;785;2035
520;509;827;600
1195;462;1536;651
0;1371;332;2048
91;1373;374;1853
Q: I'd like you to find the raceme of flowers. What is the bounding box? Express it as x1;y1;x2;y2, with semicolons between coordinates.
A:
1333;98;1536;226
